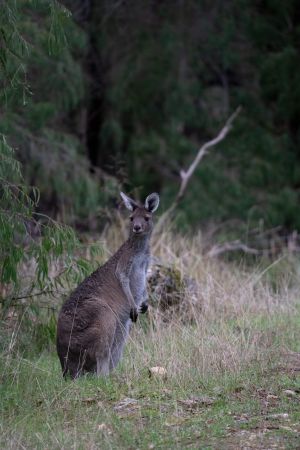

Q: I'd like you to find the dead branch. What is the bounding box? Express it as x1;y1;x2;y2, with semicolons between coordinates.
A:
176;106;241;205
207;240;259;258
206;230;300;258
9;289;58;302
156;107;241;231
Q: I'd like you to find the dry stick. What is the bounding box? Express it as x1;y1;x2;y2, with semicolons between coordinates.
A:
156;106;242;233
207;240;259;258
9;289;57;302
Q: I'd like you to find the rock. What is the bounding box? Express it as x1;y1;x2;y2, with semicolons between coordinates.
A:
266;394;278;400
113;398;140;417
283;389;297;397
267;413;289;420
280;425;298;432
178;396;216;410
113;397;139;411
97;423;112;434
148;366;167;379
233;413;249;423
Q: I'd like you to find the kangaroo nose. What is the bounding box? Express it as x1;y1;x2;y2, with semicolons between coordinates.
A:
133;224;142;232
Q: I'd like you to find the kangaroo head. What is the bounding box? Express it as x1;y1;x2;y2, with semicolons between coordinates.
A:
120;192;160;236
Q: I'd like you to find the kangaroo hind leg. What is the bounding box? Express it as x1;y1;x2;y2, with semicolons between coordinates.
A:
94;322;115;377
96;356;110;376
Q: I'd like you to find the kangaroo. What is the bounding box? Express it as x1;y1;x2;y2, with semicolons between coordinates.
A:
56;192;159;379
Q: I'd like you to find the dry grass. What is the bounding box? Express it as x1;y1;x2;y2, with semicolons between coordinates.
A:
121;228;298;384
1;225;300;449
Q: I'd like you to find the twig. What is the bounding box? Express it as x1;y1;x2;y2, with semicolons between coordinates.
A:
6;303;57;310
6;289;58;302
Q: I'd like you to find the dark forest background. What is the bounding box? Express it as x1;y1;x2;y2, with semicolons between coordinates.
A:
1;0;300;237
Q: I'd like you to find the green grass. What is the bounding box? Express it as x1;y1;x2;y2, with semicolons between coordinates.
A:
1;312;300;449
1;232;300;449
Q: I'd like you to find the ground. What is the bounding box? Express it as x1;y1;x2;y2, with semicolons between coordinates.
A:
1;235;300;449
1;313;300;449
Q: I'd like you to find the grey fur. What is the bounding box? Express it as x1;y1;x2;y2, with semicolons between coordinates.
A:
56;192;159;379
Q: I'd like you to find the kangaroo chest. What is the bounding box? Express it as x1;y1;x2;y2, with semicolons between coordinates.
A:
129;253;148;305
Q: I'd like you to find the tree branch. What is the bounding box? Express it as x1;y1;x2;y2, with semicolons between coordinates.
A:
175;106;241;205
155;107;241;232
206;240;259;258
9;289;57;302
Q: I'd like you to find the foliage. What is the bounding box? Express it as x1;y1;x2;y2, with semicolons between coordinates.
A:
0;0;118;223
1;1;300;233
83;1;300;232
0;135;100;311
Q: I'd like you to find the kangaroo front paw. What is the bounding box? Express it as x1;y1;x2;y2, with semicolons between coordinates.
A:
139;302;148;314
130;307;138;322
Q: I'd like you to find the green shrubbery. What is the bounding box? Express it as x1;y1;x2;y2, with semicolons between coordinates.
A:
0;132;102;354
2;1;300;233
0;1;118;224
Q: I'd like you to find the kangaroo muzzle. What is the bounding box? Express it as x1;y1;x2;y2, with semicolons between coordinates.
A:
133;224;142;233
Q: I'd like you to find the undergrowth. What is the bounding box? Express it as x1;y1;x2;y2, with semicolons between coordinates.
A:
1;227;300;449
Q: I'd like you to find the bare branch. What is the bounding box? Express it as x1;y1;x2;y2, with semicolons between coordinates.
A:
207;240;259;258
9;289;57;302
155;107;241;232
175;106;241;204
206;229;300;258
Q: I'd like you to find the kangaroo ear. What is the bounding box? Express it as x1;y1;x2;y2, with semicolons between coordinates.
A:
145;193;160;213
120;192;138;211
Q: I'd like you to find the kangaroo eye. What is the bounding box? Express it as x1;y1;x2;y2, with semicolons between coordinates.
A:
144;216;149;222
130;217;133;221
